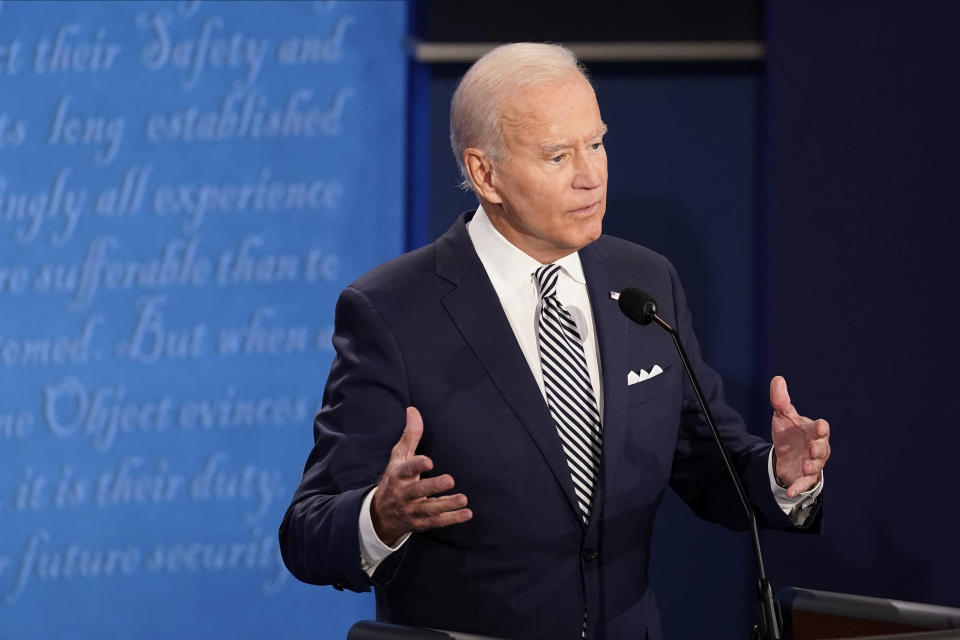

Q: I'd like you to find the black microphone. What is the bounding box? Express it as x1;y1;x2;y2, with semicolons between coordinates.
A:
618;287;782;640
617;287;658;326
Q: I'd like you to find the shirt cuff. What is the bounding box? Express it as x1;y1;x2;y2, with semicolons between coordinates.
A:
359;487;410;576
768;448;823;526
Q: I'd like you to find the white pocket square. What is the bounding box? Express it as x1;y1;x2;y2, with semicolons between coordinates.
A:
627;365;663;385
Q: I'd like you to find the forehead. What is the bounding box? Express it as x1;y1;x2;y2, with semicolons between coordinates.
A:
500;75;604;145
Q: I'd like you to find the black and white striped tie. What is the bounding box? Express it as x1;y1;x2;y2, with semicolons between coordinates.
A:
535;263;603;524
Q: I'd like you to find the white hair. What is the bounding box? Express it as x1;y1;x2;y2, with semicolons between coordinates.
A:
449;42;588;190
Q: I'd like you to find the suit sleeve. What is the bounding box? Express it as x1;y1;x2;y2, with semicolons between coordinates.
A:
278;285;411;591
664;260;822;532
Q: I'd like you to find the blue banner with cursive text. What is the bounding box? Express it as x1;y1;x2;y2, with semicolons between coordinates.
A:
0;1;406;637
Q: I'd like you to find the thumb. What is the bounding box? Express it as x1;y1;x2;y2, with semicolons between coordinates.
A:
769;375;793;415
392;406;424;461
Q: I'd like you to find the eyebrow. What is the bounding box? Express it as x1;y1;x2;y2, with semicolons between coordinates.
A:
540;124;609;154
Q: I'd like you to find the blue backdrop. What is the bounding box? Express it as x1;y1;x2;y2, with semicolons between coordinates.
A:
0;1;404;637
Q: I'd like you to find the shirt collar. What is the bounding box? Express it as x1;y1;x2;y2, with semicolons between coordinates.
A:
467;205;587;292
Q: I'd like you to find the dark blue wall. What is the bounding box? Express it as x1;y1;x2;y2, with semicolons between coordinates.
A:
764;0;960;608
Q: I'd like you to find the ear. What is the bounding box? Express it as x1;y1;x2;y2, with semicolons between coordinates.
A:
464;148;503;204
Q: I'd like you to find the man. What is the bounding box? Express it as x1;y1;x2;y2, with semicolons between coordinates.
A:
279;43;830;639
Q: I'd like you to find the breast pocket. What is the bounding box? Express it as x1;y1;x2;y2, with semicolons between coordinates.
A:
626;363;678;407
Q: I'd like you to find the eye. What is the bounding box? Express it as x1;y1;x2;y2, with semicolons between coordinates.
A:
548;154;565;164
590;141;603;151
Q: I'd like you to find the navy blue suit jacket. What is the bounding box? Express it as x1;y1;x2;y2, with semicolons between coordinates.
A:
279;213;819;639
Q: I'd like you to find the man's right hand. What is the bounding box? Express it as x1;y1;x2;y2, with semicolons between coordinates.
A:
371;406;473;546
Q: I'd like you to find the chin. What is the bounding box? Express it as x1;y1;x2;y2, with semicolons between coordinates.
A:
567;226;603;252
581;211;605;242
582;229;603;248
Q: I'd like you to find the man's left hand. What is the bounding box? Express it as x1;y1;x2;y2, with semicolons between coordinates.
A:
769;375;831;498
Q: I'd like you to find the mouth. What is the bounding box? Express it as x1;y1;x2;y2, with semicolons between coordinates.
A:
568;201;601;215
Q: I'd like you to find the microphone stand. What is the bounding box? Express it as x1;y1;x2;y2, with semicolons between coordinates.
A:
644;310;782;640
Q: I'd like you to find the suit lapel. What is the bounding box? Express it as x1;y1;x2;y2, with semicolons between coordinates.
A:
580;240;630;498
436;215;582;522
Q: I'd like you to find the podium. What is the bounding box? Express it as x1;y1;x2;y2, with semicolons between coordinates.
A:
347;589;960;640
346;621;504;640
777;587;960;639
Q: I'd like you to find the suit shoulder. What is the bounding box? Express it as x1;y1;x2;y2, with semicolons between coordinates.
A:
348;243;435;293
341;242;454;316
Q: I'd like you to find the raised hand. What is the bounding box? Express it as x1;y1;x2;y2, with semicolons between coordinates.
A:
371;407;473;546
769;376;831;498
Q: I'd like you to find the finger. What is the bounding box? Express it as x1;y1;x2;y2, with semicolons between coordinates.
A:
808;439;831;461
393;455;434;479
401;474;456;501
802;458;823;476
391;406;424;461
412;506;474;531
769;375;794;416
786;475;819;498
814;418;830;439
808;440;826;459
408;493;469;518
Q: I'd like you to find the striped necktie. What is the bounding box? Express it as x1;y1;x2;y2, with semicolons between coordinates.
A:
535;263;603;524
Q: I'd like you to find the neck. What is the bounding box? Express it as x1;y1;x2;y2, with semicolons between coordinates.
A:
479;200;579;264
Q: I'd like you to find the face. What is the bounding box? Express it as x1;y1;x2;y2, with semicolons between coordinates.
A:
472;73;608;263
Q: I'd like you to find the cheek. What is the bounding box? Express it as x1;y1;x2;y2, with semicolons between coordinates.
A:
507;172;549;205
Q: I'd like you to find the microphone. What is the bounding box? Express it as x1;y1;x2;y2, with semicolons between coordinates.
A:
617;287;658;326
618;287;782;640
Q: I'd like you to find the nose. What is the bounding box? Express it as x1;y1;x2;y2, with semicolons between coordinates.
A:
572;150;604;190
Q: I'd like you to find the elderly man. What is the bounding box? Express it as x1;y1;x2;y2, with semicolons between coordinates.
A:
279;43;829;639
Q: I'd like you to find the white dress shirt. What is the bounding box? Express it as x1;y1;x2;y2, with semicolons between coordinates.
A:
358;205;821;575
